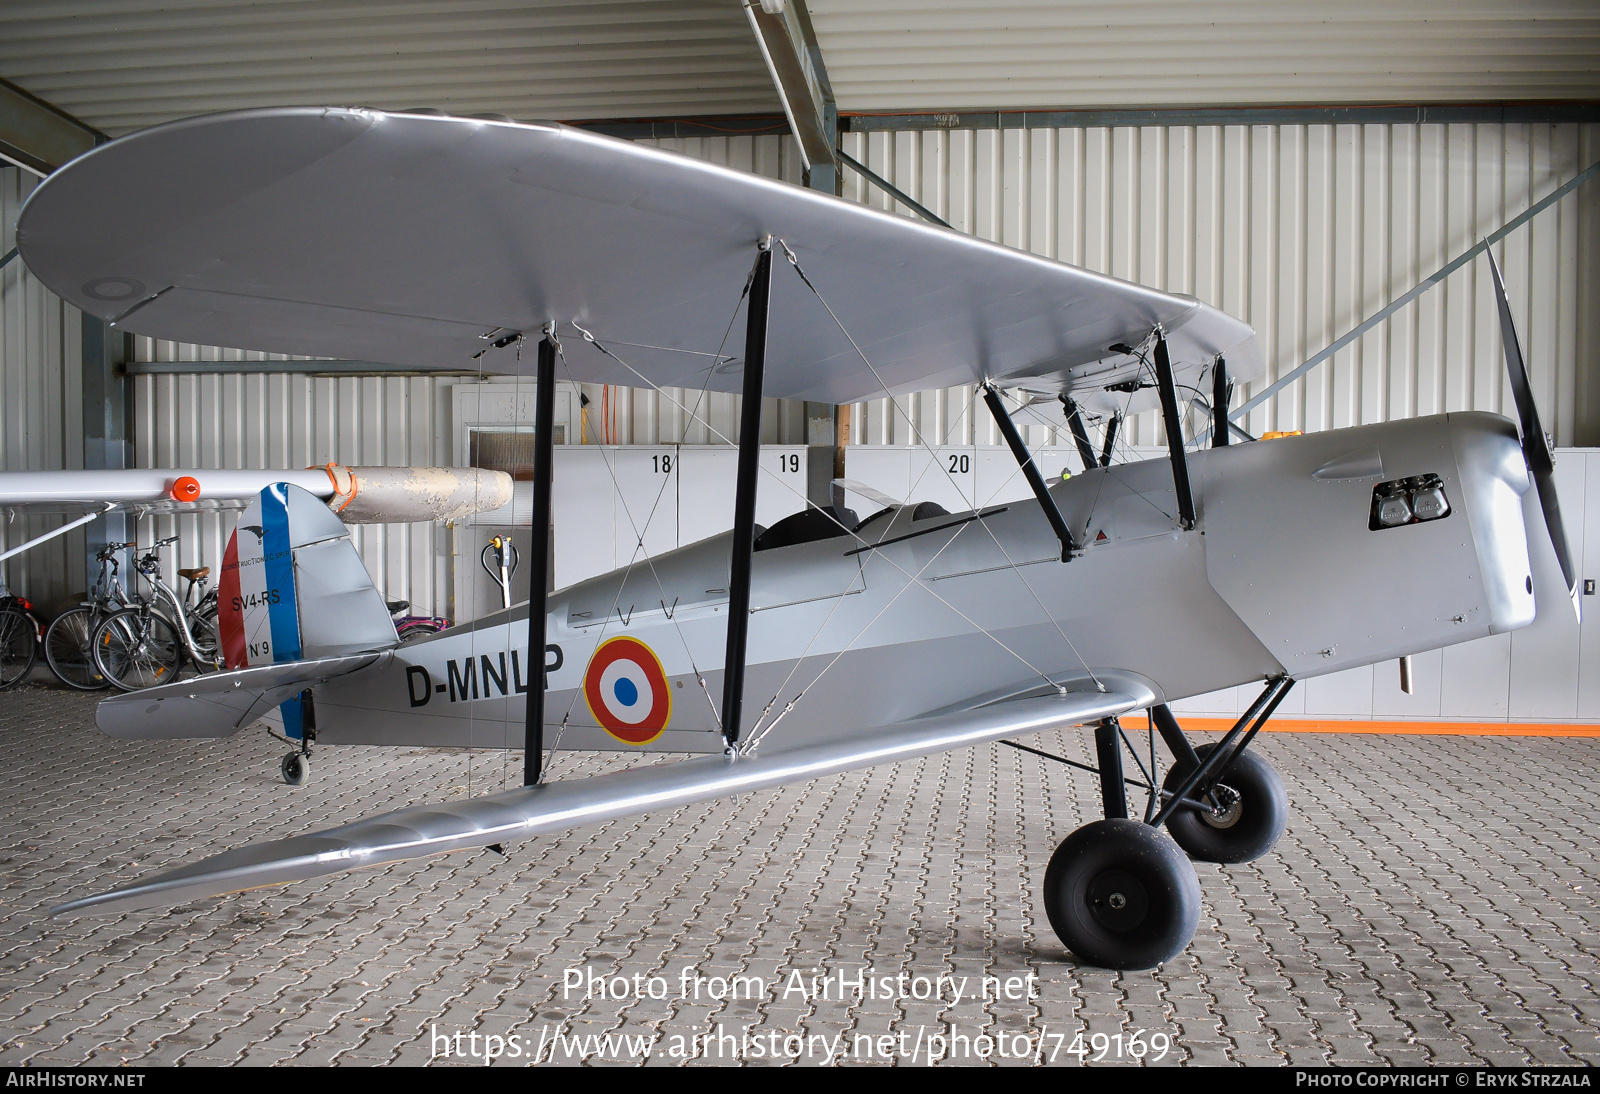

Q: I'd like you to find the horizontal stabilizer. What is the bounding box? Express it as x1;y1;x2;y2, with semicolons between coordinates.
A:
56;687;1148;917
95;653;385;739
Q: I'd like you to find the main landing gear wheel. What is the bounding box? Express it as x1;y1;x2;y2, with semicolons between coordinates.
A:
281;752;310;786
1161;744;1287;864
1043;818;1200;970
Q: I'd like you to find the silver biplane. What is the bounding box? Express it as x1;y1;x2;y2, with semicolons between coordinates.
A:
15;108;1576;969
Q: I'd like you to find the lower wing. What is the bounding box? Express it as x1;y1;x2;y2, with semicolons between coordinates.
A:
55;684;1151;917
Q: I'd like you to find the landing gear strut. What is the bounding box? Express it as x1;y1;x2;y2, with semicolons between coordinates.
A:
1034;678;1294;970
277;688;316;786
1161;743;1286;863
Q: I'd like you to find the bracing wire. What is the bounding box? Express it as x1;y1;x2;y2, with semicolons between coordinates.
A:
545;237;1217;758
776;240;1104;693
538;267;757;779
568;315;1065;703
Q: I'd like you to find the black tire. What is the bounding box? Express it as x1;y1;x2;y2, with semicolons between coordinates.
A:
91;608;182;691
0;607;37;689
281;752;309;786
1042;818;1201;970
1161;743;1287;864
188;607;223;673
44;607;109;690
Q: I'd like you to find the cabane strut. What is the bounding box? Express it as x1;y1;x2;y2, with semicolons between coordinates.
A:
982;384;1081;562
1152;331;1196;530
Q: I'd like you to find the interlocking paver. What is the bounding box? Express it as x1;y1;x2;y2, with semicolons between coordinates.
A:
1;683;1597;1065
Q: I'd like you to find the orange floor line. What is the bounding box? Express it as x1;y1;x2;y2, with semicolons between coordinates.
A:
1117;716;1600;738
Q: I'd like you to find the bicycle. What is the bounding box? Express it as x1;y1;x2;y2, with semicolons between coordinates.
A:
0;586;41;690
43;542;138;690
90;536;222;691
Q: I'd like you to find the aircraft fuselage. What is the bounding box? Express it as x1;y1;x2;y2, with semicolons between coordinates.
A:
311;412;1536;754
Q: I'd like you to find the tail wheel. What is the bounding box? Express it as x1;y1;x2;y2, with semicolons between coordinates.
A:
1161;744;1287;864
281;752;310;785
1043;818;1200;970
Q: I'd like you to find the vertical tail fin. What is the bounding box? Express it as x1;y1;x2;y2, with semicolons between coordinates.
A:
220;483;397;737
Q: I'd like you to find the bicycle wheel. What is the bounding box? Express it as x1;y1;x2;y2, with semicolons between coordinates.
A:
396;619;444;645
91;608;182;691
44;607;109;690
188;607;223;673
0;607;37;689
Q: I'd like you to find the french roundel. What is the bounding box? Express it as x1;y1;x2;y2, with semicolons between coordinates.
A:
582;637;672;745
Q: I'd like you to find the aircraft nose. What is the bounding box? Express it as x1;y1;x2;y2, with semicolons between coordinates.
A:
1448;411;1538;634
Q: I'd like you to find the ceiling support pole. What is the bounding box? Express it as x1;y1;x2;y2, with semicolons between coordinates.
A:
743;0;837;186
1153;332;1196;530
982;384;1079;561
82;316;131;596
523;331;557;786
0;77;103;176
720;243;774;749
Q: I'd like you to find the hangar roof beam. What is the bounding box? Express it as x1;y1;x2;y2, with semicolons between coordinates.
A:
0;76;103;176
743;0;837;193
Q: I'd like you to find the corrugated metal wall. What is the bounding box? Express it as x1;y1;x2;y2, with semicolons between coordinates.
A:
0;168;82;606
838;122;1600;452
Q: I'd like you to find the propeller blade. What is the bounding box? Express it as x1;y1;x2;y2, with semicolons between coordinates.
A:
1485;247;1580;618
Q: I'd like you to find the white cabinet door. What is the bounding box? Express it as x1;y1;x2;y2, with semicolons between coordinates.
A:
755;446;810;530
1508;455;1585;719
608;447;680;568
552;448;615;590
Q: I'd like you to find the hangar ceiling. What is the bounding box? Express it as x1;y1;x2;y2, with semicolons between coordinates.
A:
0;0;782;137
807;0;1600;113
0;1;1595;140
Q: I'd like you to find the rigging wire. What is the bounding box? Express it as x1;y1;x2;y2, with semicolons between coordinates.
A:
568;317;1065;703
776;240;1104;693
538;266;757;779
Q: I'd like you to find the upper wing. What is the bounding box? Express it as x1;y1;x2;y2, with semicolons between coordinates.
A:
18;107;1259;413
54;684;1150;917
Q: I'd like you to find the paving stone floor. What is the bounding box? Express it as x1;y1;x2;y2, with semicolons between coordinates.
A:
0;682;1596;1067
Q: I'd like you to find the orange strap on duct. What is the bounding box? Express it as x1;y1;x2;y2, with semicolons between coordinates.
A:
320;462;358;513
